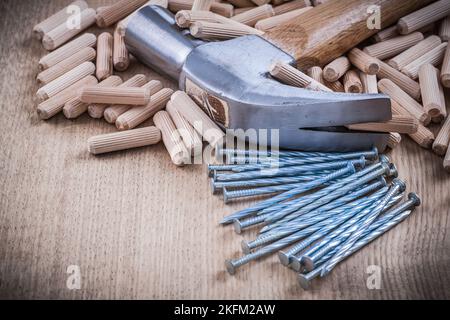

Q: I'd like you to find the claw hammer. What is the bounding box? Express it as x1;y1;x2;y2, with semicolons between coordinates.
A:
124;0;433;151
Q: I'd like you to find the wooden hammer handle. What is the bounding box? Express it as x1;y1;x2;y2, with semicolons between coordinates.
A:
263;0;434;69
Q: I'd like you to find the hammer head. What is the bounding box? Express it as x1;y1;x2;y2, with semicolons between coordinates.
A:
125;6;391;152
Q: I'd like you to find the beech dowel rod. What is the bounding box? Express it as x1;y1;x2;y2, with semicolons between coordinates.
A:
113;28;130;72
372;25;399;43
170;91;225;147
418;64;446;118
440;16;450;41
226;0;254;8
408;123;435;149
96;32;113;81
153;111;190;166
166;100;203;157
401;42;447;80
231;4;274;26
307;66;325;85
88;126;161;155
192;0;213;11
343;69;363;94
346;115;418;134
270;61;332;92
376;59;421;101
388;35;442;71
37;75;98;120
387;132;402;149
38;33;96;70
323;57;350;82
115;87;173;131
190;21;263;39
378;79;430;126
441;42;450;88
42;8;96;51
37;47;96;85
359;72;378;94
80;87;151;105
36;61;95;101
433;114;450;156
444;145;450;172
397;0;450;35
347;48;380;75
168;0;234;18
273;0;311;16
254;7;312;32
101;74;148;122
96;0;149;27
63;75;123;119
33;1;88;40
363;32;424;60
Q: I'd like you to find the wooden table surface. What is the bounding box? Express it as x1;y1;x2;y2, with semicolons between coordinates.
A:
0;0;449;300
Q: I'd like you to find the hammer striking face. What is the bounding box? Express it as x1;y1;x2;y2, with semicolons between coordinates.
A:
124;5;394;151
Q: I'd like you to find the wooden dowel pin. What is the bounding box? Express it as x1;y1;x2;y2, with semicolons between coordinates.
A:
363;32;424;60
323;56;350;82
113;28;130;72
418;64;446;118
397;0;450;35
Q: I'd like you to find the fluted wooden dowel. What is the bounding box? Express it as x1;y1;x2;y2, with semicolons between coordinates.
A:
190;21;263;40
347;48;379;75
419;64;446;118
325;80;345;92
363;32;424;60
387;132;402;149
226;0;254;8
346;115;418;134
433;115;450;156
101;75;148;122
401;42;447;79
270;61;332;92
372;25;399;43
440;16;450;41
175;10;259;34
113;28;130;72
231;4;274;26
37;47;96;85
96;32;113;81
170;91;224;147
323;56;350;82
397;0;450;35
153;111;190;166
192;0;212;11
88;126;161;155
307;66;325;84
42;8;96;51
376;59;421;101
250;0;270;6
359;72;378;94
441;42;450;88
388;35;442;71
96;0;149;27
38;33;96;70
166;101;203;157
254;6;312;31
116;88;173;130
343;69;363;93
36;61;95;101
273;0;310;15
444;148;450;172
168;0;234;17
88;74;146;119
80;87;151;105
33;1;88;40
408;123;435;149
378;79;430;126
63;75;123;119
37;75;98;120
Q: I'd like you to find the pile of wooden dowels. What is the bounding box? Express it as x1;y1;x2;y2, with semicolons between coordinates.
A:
33;0;230;165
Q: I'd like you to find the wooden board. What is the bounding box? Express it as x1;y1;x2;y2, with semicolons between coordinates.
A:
0;0;449;299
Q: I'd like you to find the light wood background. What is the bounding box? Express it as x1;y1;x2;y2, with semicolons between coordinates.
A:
0;0;449;300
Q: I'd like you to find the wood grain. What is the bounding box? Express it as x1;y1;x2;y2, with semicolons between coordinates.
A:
0;0;449;300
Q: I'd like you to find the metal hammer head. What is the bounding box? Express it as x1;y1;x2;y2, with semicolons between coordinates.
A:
125;6;392;152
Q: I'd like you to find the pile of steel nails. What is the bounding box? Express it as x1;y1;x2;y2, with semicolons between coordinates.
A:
210;147;420;289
